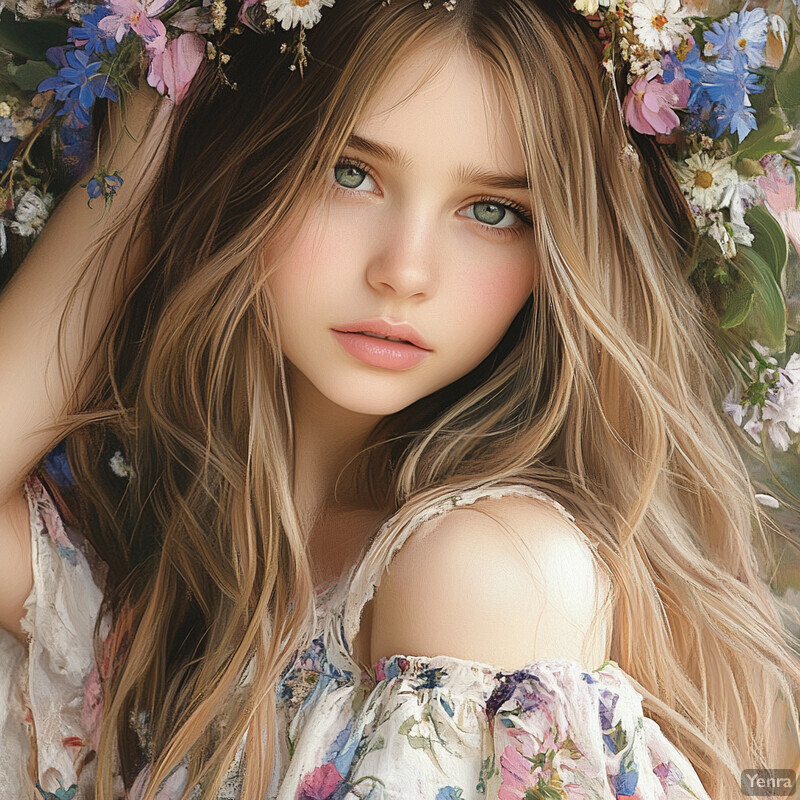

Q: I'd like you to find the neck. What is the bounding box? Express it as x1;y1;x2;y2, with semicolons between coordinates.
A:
287;364;384;529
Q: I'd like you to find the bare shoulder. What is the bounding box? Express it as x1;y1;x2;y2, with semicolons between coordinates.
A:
369;492;613;672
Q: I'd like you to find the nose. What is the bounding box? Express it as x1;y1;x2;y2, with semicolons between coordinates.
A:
364;209;439;300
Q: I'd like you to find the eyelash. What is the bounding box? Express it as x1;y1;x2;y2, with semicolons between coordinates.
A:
331;157;533;241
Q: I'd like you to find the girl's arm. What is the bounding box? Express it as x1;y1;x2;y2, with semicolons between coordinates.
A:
0;85;171;640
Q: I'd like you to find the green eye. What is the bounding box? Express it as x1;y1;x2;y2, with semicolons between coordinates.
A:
334;163;367;189
473;202;508;226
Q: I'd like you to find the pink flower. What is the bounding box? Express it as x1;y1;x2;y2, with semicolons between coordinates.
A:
498;745;534;800
296;762;344;800
623;74;690;136
98;0;170;43
147;33;206;104
758;153;800;256
759;153;797;213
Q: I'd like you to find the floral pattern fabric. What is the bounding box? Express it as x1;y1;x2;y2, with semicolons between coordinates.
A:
0;475;712;800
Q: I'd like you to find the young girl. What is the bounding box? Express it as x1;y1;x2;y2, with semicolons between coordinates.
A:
1;0;799;797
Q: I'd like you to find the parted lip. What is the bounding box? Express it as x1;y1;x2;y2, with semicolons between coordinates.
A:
332;317;432;351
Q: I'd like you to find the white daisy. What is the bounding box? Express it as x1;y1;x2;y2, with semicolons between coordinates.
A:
631;0;691;52
263;0;333;30
675;152;738;212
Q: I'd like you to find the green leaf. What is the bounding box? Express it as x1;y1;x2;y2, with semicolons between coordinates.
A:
775;19;800;110
6;59;55;91
736;109;792;161
736;246;787;351
719;283;755;329
745;205;789;284
0;9;70;61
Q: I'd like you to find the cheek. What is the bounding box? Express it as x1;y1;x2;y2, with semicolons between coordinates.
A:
453;251;536;338
268;215;346;304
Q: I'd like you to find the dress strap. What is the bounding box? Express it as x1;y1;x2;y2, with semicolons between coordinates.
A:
339;480;581;653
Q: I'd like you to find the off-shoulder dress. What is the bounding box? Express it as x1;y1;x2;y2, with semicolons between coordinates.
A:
0;473;712;799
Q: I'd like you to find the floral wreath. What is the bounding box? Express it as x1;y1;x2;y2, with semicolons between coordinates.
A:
1;0;800;514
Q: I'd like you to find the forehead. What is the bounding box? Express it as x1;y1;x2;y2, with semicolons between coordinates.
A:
354;44;526;175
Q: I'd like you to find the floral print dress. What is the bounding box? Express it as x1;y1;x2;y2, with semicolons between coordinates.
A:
0;474;713;800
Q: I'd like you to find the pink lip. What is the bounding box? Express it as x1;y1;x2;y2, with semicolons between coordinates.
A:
332;317;431;351
331;331;431;370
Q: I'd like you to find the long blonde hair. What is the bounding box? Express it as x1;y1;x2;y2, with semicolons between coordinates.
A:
47;0;800;796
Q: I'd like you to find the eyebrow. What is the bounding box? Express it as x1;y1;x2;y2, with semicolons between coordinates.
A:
345;133;531;192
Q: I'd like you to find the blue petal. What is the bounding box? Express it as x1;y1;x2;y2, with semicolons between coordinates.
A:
44;441;75;489
78;81;96;111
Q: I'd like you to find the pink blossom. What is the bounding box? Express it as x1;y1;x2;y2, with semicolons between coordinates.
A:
758;153;800;256
296;762;344;800
147;33;206;104
498;744;535;800
759;153;797;213
98;0;170;43
623;74;690;136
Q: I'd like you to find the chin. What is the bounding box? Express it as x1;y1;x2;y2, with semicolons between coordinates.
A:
327;386;421;418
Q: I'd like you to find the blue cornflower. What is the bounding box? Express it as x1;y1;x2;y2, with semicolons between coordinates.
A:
703;7;768;70
702;56;764;140
664;36;706;86
662;38;710;113
38;47;118;127
68;6;118;56
85;170;124;206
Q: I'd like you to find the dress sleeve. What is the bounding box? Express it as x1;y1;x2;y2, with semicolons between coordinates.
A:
3;473;107;798
293;654;711;800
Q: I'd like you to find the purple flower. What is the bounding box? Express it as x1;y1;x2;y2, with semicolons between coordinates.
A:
296;763;344;800
68;6;119;55
38;48;118;125
704;7;769;70
97;0;170;45
655;761;685;789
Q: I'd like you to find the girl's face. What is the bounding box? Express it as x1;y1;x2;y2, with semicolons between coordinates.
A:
268;45;538;418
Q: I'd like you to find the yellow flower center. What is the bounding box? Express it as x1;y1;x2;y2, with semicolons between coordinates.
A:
652;13;668;30
737;37;747;49
292;0;310;5
694;170;714;190
131;10;140;22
